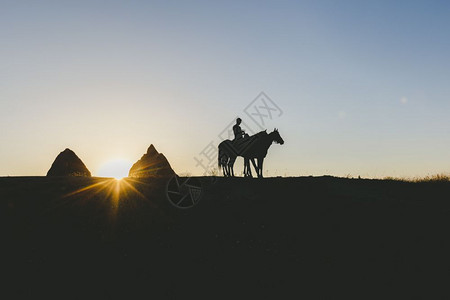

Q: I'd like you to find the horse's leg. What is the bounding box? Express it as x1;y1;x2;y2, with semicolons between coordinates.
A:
246;158;253;178
247;158;254;177
250;158;257;177
246;159;250;177
257;157;264;178
229;157;236;177
221;157;226;176
224;157;230;177
222;162;228;177
219;151;226;177
252;158;260;177
260;158;264;178
243;158;248;177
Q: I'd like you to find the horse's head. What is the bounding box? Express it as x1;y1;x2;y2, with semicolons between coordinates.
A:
271;128;284;145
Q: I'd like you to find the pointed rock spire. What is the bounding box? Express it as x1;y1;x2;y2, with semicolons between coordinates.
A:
146;144;158;156
128;144;175;178
47;148;91;177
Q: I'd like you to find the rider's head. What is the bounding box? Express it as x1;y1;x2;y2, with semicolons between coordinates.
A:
236;118;242;125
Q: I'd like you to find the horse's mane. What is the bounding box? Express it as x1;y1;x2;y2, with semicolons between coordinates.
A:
254;130;268;137
242;130;268;144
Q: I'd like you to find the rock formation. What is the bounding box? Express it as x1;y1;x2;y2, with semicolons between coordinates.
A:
47;148;91;177
128;144;175;178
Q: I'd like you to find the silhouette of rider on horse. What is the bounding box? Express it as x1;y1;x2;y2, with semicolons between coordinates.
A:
219;118;284;178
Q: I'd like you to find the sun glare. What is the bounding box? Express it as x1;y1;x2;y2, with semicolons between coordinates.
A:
97;159;133;179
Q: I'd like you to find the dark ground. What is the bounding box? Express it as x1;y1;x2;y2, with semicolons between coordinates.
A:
1;176;450;299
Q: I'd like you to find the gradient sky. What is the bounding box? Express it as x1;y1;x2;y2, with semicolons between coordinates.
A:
1;0;450;178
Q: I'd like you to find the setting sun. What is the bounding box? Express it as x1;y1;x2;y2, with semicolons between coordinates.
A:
97;159;133;179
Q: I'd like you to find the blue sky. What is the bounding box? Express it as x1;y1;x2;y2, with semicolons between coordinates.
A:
1;0;449;178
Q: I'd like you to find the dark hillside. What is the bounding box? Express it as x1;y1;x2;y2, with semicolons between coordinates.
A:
1;176;450;298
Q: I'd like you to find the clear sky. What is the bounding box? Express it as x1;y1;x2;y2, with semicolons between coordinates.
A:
1;0;449;178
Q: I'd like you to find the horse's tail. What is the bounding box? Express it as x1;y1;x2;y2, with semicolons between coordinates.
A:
218;142;223;168
218;141;229;169
218;146;221;168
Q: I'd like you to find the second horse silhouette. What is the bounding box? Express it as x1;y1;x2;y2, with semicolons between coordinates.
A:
218;128;284;178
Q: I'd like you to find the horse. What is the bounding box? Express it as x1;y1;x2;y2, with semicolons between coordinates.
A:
218;134;258;177
218;129;284;178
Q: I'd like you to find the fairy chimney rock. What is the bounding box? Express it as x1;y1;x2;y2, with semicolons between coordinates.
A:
47;148;92;177
128;144;175;178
